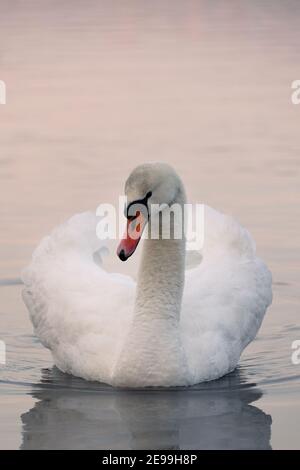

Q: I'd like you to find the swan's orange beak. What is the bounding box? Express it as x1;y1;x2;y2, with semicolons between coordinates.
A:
117;211;148;261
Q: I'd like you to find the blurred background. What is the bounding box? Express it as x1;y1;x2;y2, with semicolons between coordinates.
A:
0;0;299;450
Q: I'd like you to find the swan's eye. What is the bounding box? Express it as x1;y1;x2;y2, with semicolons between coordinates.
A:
126;192;152;220
127;211;140;222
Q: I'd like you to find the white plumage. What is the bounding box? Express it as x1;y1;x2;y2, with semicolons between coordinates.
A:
22;163;272;387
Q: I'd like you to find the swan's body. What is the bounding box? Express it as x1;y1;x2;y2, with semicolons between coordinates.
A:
22;163;272;387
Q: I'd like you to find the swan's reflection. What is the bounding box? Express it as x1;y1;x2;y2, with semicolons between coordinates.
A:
21;367;272;450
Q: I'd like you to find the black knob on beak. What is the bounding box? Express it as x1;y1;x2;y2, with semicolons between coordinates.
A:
118;249;127;262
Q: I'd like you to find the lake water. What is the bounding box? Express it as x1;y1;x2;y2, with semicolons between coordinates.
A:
0;0;300;450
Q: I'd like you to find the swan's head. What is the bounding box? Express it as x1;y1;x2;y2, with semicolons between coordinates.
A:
117;162;183;261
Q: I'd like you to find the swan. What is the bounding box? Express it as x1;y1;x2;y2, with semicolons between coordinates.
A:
22;162;272;387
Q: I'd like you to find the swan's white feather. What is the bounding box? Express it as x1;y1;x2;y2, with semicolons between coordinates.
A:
181;206;272;383
22;212;135;384
22;207;272;386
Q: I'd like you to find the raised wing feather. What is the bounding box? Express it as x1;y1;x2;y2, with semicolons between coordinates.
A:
22;211;135;384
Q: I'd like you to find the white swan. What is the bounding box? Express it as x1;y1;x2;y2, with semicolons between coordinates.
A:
22;162;272;387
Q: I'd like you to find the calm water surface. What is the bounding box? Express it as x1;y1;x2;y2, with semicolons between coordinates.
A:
0;0;300;449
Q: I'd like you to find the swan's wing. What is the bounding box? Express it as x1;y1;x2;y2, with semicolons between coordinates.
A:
22;211;135;384
181;205;272;383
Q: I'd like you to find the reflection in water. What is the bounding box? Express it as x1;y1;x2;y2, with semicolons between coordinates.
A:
21;368;272;450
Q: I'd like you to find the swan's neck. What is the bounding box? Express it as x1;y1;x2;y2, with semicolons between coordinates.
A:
134;237;185;322
113;187;190;387
135;188;186;322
